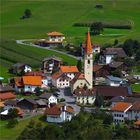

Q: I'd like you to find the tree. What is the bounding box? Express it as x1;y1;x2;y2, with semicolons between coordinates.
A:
90;22;104;35
34;87;42;96
77;59;82;72
135;49;140;61
94;92;104;107
103;113;113;125
123;39;135;56
6;118;18;128
8;108;18;118
124;57;135;67
24;9;32;18
114;39;118;46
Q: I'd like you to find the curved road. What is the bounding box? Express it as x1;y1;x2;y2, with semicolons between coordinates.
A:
16;39;81;60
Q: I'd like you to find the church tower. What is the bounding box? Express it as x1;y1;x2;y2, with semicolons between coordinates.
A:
84;31;93;89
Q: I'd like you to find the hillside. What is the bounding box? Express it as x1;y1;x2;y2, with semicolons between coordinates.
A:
1;0;140;79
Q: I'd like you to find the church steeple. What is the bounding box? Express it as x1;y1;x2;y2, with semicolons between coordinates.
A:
85;31;92;54
84;31;93;89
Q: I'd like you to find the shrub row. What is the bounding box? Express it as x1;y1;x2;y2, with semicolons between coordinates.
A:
73;22;132;29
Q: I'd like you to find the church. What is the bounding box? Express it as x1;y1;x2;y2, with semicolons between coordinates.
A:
71;31;95;104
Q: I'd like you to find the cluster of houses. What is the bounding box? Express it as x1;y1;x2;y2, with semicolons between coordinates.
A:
0;31;140;126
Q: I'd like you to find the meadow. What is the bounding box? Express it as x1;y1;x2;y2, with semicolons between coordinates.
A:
0;115;44;140
1;0;140;80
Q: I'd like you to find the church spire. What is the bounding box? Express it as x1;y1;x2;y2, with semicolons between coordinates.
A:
85;31;92;54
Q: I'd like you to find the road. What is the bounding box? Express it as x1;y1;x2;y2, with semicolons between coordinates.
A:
16;39;81;60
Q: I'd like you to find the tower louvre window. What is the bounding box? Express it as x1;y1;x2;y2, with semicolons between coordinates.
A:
88;60;90;64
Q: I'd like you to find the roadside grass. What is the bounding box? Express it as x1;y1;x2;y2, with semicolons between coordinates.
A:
0;114;46;140
131;84;140;93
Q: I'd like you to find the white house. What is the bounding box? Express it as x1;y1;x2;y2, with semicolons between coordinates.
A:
39;93;57;105
111;102;132;124
45;104;74;123
106;75;123;87
73;88;95;105
22;76;42;93
46;32;65;47
52;73;71;88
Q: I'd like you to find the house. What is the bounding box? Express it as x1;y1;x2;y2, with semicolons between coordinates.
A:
36;32;65;47
52;72;71;88
81;43;100;56
0;85;14;93
95;86;132;100
22;76;42;93
60;66;79;80
4;100;17;110
110;96;140;107
45;104;74;123
128;101;140;121
105;75;124;87
108;61;124;71
104;48;127;64
42;56;63;74
111;102;132;124
110;96;125;107
9;63;32;75
93;64;110;77
73;88;95;105
14;77;24;93
39;93;57;105
35;99;47;108
17;98;37;110
24;71;43;76
46;32;65;47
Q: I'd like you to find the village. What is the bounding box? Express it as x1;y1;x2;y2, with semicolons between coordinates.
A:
0;31;140;130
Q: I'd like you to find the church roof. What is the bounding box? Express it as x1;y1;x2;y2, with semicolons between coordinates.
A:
85;32;92;54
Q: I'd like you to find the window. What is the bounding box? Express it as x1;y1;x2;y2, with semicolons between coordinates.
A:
88;60;90;64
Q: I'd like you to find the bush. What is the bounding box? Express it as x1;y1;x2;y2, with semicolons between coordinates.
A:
59;98;65;102
6;118;18;128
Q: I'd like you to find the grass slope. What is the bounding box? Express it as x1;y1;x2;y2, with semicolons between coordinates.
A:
0;115;45;140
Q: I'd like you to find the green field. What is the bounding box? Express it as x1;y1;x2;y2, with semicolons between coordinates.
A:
0;115;45;140
1;0;140;80
131;84;140;93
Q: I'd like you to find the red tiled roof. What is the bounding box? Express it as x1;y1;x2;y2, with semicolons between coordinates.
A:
60;66;79;73
111;102;132;112
85;32;92;54
0;92;16;100
45;105;61;115
51;72;63;80
47;32;64;36
22;76;42;86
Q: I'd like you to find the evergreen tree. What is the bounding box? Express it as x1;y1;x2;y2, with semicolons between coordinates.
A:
77;59;82;72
